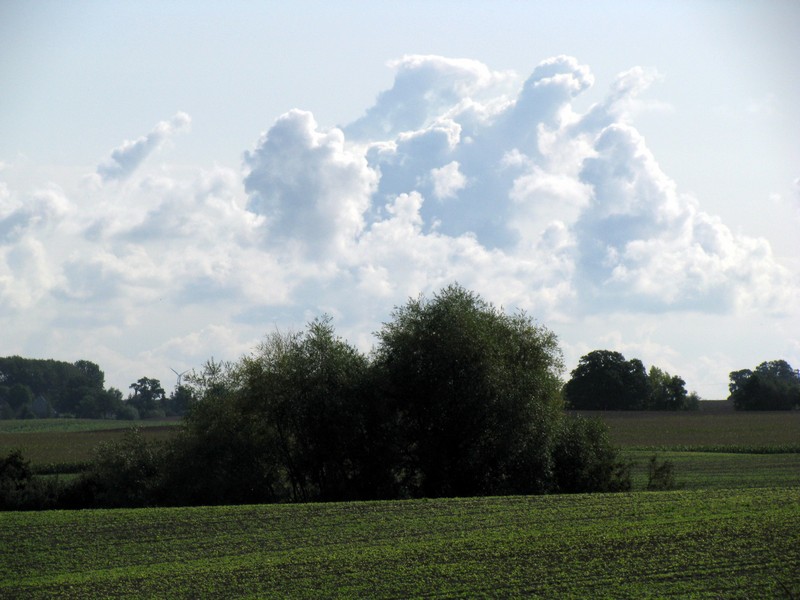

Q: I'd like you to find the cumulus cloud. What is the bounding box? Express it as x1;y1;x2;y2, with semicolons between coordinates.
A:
575;123;794;313
244;110;378;258
96;112;191;182
429;161;467;200
1;57;796;396
345;55;514;140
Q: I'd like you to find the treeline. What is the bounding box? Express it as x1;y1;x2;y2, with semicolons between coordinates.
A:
563;350;700;411
0;357;119;419
0;357;192;420
3;285;633;510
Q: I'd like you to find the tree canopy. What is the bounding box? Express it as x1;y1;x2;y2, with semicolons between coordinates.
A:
373;283;565;497
563;350;697;410
728;360;800;410
0;356;115;418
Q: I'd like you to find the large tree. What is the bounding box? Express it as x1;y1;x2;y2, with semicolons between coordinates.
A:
564;350;649;410
728;360;800;410
373;283;564;497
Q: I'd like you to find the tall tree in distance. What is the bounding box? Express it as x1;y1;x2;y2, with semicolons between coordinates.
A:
563;350;649;410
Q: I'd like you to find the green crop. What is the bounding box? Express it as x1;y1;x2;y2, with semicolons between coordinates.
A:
0;421;179;474
582;410;800;450
1;487;797;598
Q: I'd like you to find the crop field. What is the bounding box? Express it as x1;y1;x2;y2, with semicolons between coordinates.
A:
582;410;800;451
0;419;180;473
625;450;800;490
1;487;797;598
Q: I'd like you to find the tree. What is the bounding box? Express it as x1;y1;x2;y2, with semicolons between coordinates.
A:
647;366;690;410
234;317;383;502
128;377;166;417
373;284;564;497
564;350;649;410
165;320;386;505
729;360;800;410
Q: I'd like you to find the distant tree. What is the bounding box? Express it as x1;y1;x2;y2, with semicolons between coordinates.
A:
165;385;195;417
647;366;690;410
373;284;564;497
0;356;111;418
564;350;649;410
8;383;33;418
234;316;381;502
729;360;800;410
128;377;166;417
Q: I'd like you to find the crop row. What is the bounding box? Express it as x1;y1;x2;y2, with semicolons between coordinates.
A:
586;410;800;449
1;487;797;598
624;450;800;491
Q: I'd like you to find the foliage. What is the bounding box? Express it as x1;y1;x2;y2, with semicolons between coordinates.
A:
0;449;60;510
374;284;564;497
729;359;800;410
645;454;679;490
127;377;166;416
1;488;797;598
564;350;697;410
563;350;649;410
69;428;167;508
551;416;631;493
0;356;114;418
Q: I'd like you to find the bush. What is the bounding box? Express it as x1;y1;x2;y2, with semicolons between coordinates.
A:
75;428;167;507
0;450;62;510
552;416;631;493
646;455;679;491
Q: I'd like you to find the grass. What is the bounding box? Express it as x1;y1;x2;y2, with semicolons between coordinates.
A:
1;487;797;598
0;419;180;473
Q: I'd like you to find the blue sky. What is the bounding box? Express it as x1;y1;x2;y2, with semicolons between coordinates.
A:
1;1;798;398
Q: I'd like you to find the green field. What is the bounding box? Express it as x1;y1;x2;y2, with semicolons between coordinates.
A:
582;410;800;451
0;419;180;473
1;412;798;597
1;487;797;598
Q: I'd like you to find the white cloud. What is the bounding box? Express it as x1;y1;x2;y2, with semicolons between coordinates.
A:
244;109;378;258
0;57;797;397
575;123;795;313
429;161;467;199
345;55;514;140
96;112;191;183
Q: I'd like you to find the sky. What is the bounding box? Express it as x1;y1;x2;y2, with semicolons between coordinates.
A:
1;0;798;400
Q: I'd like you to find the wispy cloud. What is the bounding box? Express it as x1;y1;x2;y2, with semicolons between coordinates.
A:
95;112;191;183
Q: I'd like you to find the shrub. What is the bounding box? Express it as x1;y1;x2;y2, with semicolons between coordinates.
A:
552;416;631;493
646;455;679;491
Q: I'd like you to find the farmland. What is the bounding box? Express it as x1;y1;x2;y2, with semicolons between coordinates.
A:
0;419;179;473
583;410;800;490
1;487;798;598
1;411;798;597
583;409;800;451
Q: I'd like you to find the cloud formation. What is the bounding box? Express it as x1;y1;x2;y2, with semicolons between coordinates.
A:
96;112;191;182
1;55;797;396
